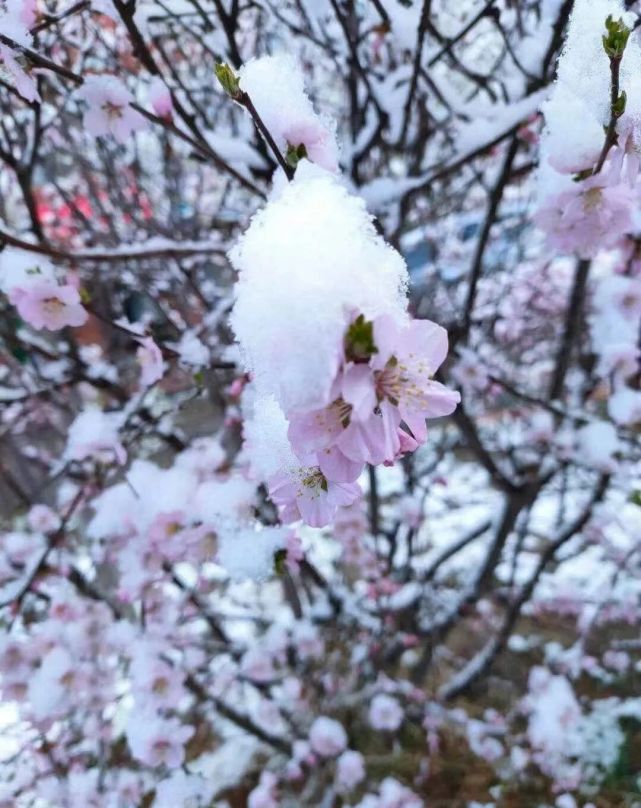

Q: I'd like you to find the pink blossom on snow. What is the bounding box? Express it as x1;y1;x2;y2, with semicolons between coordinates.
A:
283;119;339;173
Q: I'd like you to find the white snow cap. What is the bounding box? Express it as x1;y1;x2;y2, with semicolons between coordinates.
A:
238;53;339;172
0;247;56;293
217;525;288;581
576;420;620;471
230;161;409;413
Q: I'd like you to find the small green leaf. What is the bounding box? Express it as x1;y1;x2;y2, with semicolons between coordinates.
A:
214;63;241;99
345;314;378;363
286;142;308;169
628;489;641;507
613;89;627;117
602;15;631;59
79;287;91;304
193;370;205;386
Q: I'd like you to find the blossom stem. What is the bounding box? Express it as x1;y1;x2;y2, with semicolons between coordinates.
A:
593;53;622;174
237;91;295;180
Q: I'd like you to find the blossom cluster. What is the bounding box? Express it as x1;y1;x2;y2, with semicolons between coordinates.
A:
269;312;459;526
232;157;459;528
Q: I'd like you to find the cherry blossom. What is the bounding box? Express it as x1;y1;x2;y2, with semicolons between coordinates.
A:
268;466;361;528
308;716;348;757
534;176;635;259
79;75;146;142
9;280;88;330
287;313;459;474
1;2;641;805
136;336;166;387
369;693;404;732
0;1;40;102
27;504;61;534
248;772;279;808
125;714;193;768
336;749;366;792
148;76;173;119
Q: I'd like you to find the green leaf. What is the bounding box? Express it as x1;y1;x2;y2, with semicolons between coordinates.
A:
602;15;631;59
214;63;241;99
286;142;308;169
613;89;627;117
345;314;378;363
628;489;641;507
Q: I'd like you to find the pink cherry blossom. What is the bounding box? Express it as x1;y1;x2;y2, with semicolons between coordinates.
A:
285;532;304;573
283;119;339;172
125;714;192;768
268;467;361;528
0;44;40;103
79;75;146;143
136;336;166;387
287;313;459;477
240;647;277;683
308;716;347;757
337;315;459;464
9;280;88;330
336;750;366;791
129;647;185;707
377;777;424;808
248;772;279;808
287;400;364;483
27;504;61;534
534;176;635;259
148;76;173;118
369;693;404;732
0;2;40;102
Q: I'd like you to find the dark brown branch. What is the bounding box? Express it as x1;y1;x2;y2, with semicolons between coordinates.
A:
548;258;591;400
